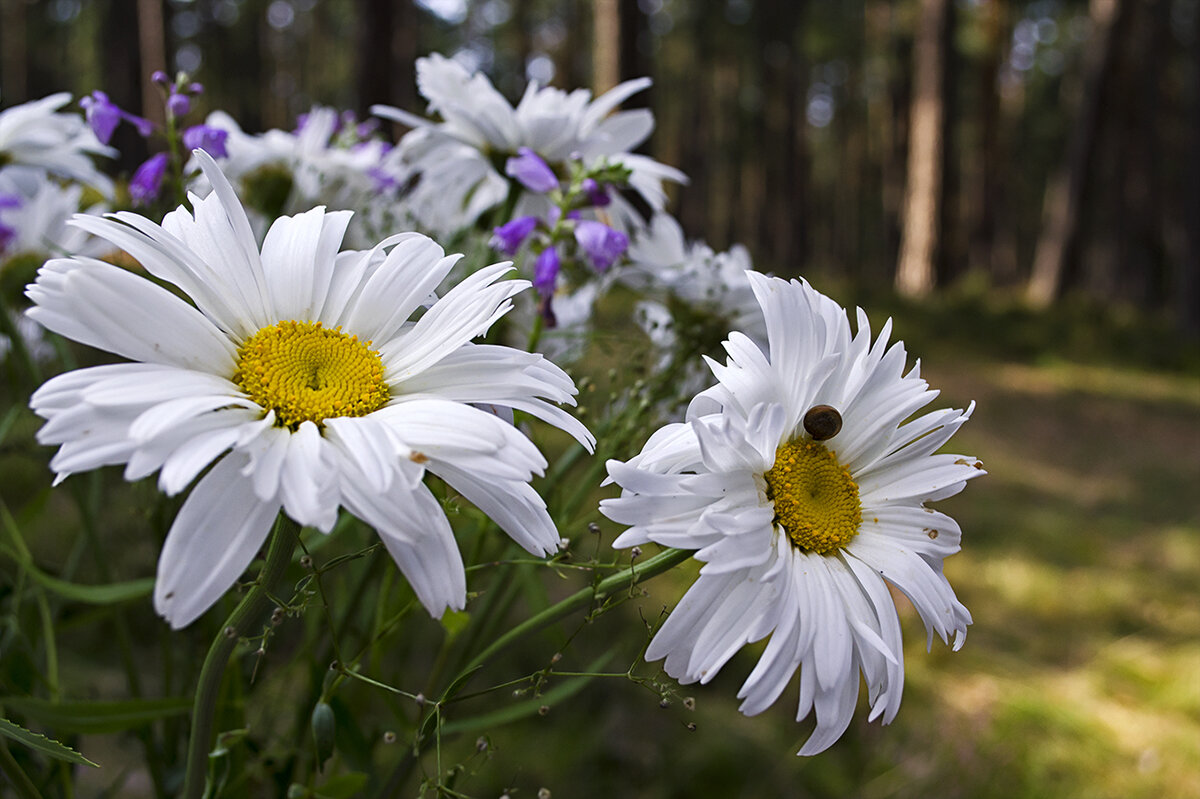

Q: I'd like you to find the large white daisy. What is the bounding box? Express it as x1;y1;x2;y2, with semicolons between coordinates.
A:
600;272;983;755
28;150;593;629
0;93;115;197
372;53;686;236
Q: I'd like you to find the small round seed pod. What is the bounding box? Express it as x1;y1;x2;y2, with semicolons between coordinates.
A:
803;405;842;441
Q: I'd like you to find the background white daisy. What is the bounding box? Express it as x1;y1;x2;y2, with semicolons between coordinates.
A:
372;52;686;237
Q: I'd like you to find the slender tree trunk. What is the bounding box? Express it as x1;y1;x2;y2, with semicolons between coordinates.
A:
355;0;395;108
967;0;1008;281
136;0;167;127
896;0;953;297
1025;0;1129;306
593;0;620;94
1179;3;1200;334
758;1;806;274
1116;0;1169;308
0;0;27;103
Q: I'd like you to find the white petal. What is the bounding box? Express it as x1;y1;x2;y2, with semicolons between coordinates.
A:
27;257;237;373
153;452;279;629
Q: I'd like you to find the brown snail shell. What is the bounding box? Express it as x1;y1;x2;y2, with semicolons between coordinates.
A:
803;405;842;441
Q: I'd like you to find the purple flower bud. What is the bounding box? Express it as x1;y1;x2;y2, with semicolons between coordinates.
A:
0;194;21;254
489;215;539;256
574;220;628;272
151;70;169;85
187;82;204;95
505;147;559;194
533;246;561;297
582;177;611;207
81;91;121;144
130;152;169;206
182;125;229;158
167;91;191;118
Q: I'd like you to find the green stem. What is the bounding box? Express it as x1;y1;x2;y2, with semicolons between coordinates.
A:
182;514;298;799
462;547;691;676
0;740;42;799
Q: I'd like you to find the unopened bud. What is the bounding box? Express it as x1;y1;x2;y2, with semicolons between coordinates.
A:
414;693;426;707
550;652;562;665
311;701;335;771
476;736;488;753
223;626;237;639
538;790;551;799
631;546;642;559
588;522;601;535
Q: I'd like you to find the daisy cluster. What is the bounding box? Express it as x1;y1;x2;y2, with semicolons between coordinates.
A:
3;52;982;760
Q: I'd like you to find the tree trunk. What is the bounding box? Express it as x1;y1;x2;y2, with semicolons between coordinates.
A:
354;0;395;109
896;0;953;297
966;0;1009;282
1179;2;1200;334
1025;0;1128;307
593;0;620;94
136;0;167;127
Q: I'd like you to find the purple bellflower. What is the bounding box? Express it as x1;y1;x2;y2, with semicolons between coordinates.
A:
129;153;169;206
0;194;21;254
533;246;561;297
490;215;540;256
182;125;229;159
581;177;611;207
505;147;559;194
574;220;628;271
81;91;153;144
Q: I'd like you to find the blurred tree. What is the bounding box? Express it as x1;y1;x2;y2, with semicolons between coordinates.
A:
896;0;953;297
1026;0;1129;307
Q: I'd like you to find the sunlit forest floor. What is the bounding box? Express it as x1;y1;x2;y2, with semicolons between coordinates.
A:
445;290;1200;799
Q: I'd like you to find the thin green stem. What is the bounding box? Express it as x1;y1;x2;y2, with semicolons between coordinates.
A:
0;740;41;799
462;547;692;677
182;514;298;799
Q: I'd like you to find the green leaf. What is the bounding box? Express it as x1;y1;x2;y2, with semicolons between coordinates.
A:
0;716;98;767
21;566;155;606
0;501;152;606
2;696;192;734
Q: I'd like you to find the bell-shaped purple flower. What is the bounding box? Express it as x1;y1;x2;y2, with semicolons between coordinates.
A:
581;177;611;207
490;215;540;256
182;125;229;158
130;153;169;206
574;220;628;272
80;91;121;144
533;246;561;298
0;194;21;254
505;147;559;194
167;91;191;118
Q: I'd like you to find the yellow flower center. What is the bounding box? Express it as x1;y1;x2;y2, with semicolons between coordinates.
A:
763;438;862;555
233;320;389;429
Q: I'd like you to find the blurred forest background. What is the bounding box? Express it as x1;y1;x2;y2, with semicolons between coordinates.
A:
3;0;1200;329
2;1;1199;798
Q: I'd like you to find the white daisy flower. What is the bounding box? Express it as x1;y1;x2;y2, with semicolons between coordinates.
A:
372;52;686;237
625;214;767;381
0;169;110;264
600;272;983;755
0;93;115;197
27;150;593;629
